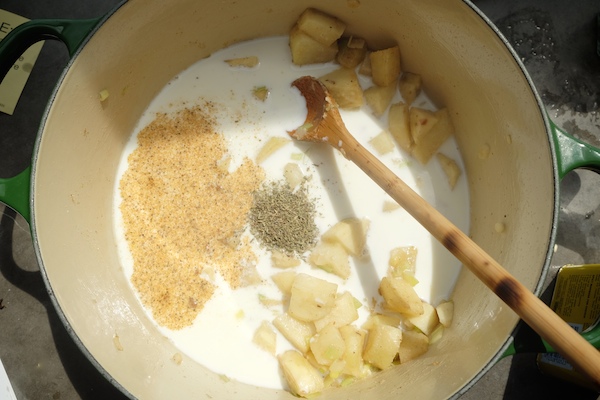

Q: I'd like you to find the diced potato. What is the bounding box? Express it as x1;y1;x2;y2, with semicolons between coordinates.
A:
364;84;396;117
271;250;301;269
99;89;109;102
319;68;364;109
310;323;346;366
225;56;259;68
328;358;347;379
283;162;304;189
382;200;401;212
368;130;395;155
362;313;401;330
436;153;462;189
398;72;422;105
388;246;418;277
428;323;445;344
274;312;316;354
411;108;455;164
379;276;424;316
409;107;439;145
407;301;439;336
296;8;346;46
321;217;370;257
279;350;325;397
256;136;290;164
436;300;454;327
252;86;269;101
401;270;419;287
336;36;368;68
339;325;367;377
398;330;429;363
288;273;338;322
388;102;412;153
358;51;372;76
272;270;297;296
253;321;277;355
215;155;231;174
370;46;401;87
308;241;350;279
290;25;338;66
314;291;359;331
258;294;282;307
362;324;402;370
304;351;328;373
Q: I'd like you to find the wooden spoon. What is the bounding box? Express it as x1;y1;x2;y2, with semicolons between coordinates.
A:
289;75;600;388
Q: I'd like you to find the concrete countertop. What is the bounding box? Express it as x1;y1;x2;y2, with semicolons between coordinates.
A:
0;1;599;399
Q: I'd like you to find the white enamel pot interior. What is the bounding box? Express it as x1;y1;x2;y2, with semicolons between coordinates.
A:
29;0;556;398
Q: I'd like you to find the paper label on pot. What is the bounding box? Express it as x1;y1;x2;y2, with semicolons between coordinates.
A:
0;10;44;116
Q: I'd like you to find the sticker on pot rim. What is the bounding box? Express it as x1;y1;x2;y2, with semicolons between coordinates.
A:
0;9;44;116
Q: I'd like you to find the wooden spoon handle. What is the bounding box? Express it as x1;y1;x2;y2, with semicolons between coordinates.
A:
335;123;600;387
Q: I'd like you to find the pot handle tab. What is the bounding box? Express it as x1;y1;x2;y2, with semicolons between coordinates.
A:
551;120;600;179
0;17;101;83
503;316;600;357
0;167;31;223
0;17;101;222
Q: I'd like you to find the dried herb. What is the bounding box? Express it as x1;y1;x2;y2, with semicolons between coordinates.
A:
249;181;318;255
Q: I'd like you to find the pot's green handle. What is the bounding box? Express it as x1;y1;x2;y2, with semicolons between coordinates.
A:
0;17;101;223
551;120;600;178
503;316;600;357
503;120;600;358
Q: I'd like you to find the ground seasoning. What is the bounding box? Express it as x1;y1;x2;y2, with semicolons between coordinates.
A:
120;104;265;330
248;181;318;255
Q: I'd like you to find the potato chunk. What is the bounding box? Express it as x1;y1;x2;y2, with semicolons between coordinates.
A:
398;72;422;105
274;312;316;354
436;300;454;327
436;153;462;189
407;301;439;335
271;250;301;269
388;245;418;277
314;291;359;332
290;25;338;66
296;8;346;46
288;273;338;322
370;46;401;87
362;324;402;370
308;240;350;279
319;68;364;109
256;136;290;164
224;56;259;68
411;108;455;164
272;270;297;296
398;330;429;363
368;130;395;155
336;36;368;68
379;276;424;316
409;107;439;145
340;325;367;377
364;84;396;117
388;102;412;153
279;350;324;397
283;162;304;189
253;321;277;355
321;217;370;257
310;323;346;366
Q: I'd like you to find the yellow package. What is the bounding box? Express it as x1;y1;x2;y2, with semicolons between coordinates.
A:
537;264;600;389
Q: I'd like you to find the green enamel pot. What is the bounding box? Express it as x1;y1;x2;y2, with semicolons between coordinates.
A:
1;0;600;398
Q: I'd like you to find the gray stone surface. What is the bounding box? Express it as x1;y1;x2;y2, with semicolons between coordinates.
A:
0;0;599;399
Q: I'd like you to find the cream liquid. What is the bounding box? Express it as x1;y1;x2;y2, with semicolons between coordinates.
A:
113;36;470;389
